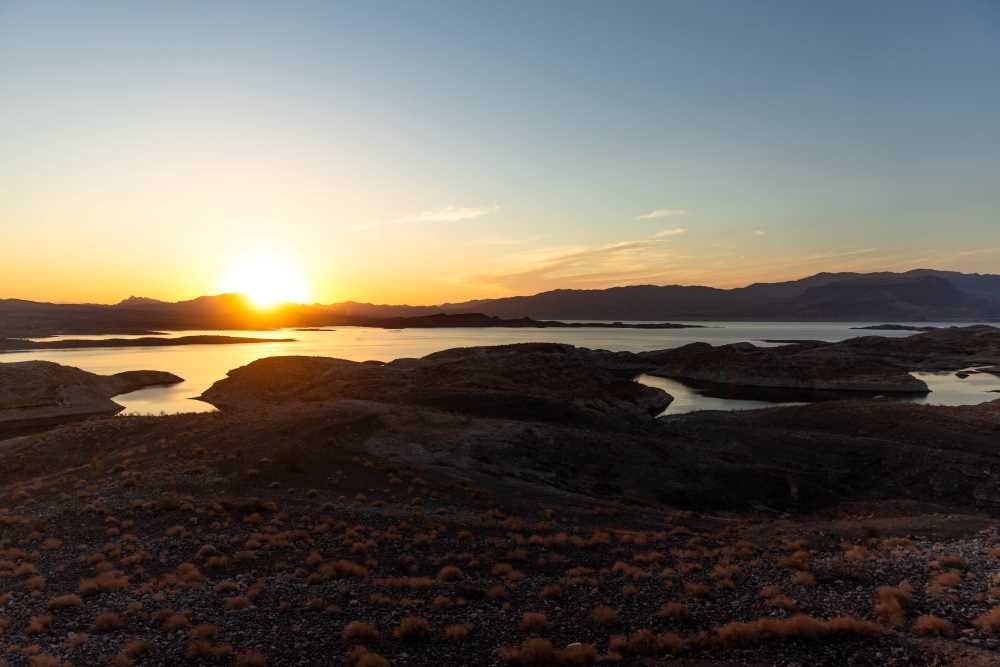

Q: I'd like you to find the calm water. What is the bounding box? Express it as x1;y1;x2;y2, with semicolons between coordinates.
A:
5;323;998;416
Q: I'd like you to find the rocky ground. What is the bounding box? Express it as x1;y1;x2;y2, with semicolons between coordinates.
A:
0;362;181;437
1;339;999;666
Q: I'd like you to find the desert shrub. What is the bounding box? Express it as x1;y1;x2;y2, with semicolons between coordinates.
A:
624;629;657;654
973;606;1000;633
192;623;220;639
342;621;379;642
79;570;128;595
912;615;953;636
345;647;389;667
123;640;153;657
92;611;124;632
538;585;561;600
374;576;433;590
590;605;619;626
880;537;916;551
214;580;240;593
162;613;191;631
444;623;473;640
611;561;647;580
767;594;798;610
437;565;463;581
520;612;548;632
843;546;866;561
711;564;738;579
656;602;690;620
321;560;369;579
714;614;881;645
48;594;83;610
684;582;711;598
394;615;431;640
559;642;597;664
657;632;684;654
498;638;558;665
225;596;252;611
933;554;968;570
778;551;810;569
791;571;816;586
27;614;53;634
928;571;962;595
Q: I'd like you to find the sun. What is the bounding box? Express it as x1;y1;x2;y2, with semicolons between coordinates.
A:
217;251;310;308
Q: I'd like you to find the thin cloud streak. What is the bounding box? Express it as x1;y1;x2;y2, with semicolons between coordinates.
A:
338;204;496;233
636;208;686;220
469;238;678;293
654;227;687;238
396;205;494;224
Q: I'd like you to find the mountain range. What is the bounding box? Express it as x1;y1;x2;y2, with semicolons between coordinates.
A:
3;269;999;337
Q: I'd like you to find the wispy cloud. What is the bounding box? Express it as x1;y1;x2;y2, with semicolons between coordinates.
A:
469;238;680;292
753;229;766;236
397;205;494;224
955;247;1000;257
654;227;687;238
636;208;686;220
337;204;497;233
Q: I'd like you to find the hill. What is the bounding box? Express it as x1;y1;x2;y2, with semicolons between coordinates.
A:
2;269;998;337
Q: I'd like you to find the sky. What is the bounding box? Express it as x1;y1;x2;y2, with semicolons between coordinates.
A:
2;1;999;305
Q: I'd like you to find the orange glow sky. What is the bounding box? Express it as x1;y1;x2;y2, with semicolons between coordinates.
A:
3;3;999;306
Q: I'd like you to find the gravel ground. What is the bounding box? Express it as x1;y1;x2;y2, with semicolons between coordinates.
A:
1;416;999;666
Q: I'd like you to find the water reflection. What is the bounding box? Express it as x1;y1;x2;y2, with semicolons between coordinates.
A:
638;368;1000;416
3;324;997;416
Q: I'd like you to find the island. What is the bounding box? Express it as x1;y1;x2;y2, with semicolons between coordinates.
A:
0;360;182;434
0;334;295;353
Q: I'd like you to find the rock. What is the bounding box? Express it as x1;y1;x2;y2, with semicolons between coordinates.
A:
643;326;1000;395
0;360;182;432
641;341;929;394
199;343;672;426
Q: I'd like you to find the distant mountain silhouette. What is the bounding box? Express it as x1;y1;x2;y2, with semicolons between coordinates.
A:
2;269;998;337
426;270;1000;321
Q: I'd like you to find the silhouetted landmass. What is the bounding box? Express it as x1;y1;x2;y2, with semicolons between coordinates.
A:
432;269;1000;321
0;361;181;434
3;269;998;337
851;324;939;332
357;313;702;330
643;326;1000;394
0;334;295;353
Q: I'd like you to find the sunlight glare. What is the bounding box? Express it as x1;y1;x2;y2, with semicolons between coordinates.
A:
216;250;310;307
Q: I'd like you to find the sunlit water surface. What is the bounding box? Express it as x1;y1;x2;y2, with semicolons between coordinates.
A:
5;323;998;416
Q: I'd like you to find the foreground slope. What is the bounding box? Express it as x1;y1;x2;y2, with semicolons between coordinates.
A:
1;342;1000;665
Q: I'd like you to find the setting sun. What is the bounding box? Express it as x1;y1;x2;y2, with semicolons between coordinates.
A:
216;251;310;307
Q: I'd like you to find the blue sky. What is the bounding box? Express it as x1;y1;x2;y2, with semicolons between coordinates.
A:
2;1;998;303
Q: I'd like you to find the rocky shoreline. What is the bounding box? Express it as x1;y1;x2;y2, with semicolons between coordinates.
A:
0;361;182;435
643;326;1000;395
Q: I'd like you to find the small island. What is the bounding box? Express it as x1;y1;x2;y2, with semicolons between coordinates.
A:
0;334;296;353
850;324;939;332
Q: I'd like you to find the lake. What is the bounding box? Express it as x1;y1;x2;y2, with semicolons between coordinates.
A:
5;323;998;416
